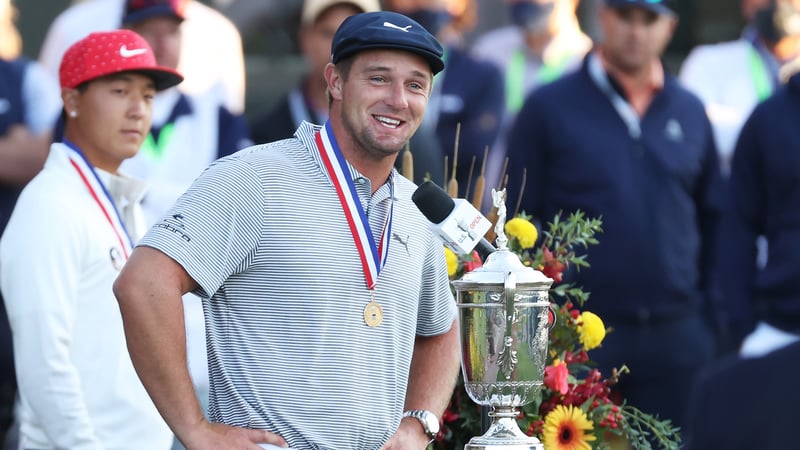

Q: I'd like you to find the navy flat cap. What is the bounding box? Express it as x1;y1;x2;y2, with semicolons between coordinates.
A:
605;0;675;16
331;11;445;75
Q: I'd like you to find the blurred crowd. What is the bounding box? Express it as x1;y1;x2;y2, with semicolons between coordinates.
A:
2;0;800;449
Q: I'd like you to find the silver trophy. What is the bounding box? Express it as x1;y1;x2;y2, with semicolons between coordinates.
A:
452;189;553;450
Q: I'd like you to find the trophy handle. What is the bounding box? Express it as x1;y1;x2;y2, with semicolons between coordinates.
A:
497;272;518;380
504;271;516;338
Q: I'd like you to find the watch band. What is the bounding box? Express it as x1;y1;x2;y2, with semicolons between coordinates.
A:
403;409;439;441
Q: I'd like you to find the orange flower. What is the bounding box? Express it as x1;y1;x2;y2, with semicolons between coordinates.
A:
542;405;596;450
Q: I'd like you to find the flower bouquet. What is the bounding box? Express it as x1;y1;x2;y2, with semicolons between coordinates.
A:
437;210;681;450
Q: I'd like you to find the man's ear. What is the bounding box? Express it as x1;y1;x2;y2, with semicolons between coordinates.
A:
61;87;81;115
324;63;343;101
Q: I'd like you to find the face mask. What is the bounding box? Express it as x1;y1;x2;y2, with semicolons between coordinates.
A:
509;1;555;34
407;8;453;36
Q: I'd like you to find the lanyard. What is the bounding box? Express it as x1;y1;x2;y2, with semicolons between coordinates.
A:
587;53;642;139
506;48;573;113
63;140;134;259
314;121;393;289
139;122;176;161
747;43;774;102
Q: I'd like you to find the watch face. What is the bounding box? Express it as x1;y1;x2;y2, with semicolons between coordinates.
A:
422;411;440;436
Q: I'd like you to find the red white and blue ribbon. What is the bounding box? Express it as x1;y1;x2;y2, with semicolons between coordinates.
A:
63;140;134;259
315;121;393;289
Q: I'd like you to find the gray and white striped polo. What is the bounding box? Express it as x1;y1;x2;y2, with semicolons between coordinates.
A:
138;121;457;449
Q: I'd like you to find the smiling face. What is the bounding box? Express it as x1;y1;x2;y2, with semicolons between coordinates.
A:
325;48;432;162
62;72;156;172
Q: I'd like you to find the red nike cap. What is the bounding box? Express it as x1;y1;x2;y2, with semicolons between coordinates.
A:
59;29;183;91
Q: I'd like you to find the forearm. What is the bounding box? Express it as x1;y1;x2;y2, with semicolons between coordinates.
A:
404;318;461;414
0;127;50;187
114;248;204;443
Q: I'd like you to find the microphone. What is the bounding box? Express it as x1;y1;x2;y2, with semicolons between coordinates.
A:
412;181;496;257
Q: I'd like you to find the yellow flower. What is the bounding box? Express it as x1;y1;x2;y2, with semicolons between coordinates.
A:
505;217;538;249
577;311;606;350
542;405;596;450
444;247;458;277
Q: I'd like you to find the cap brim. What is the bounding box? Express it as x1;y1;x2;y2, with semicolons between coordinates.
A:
334;42;445;75
123;7;185;25
132;67;184;91
611;3;674;15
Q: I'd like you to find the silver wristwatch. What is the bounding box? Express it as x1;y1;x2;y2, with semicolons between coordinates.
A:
403;409;440;442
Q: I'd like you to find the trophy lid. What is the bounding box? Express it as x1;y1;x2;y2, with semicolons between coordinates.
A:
452;188;553;290
452;247;553;288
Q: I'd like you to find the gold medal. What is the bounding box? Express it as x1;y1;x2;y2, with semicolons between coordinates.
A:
364;299;383;327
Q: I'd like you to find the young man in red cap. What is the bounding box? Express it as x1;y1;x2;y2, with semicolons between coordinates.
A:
0;29;182;450
115;10;460;450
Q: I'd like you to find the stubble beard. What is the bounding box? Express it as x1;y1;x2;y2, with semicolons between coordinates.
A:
341;109;407;162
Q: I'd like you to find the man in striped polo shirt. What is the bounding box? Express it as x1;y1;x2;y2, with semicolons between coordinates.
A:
114;10;461;450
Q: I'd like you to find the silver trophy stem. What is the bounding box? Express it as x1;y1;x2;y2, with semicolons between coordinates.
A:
464;406;543;450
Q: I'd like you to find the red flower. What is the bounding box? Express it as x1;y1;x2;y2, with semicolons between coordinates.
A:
442;406;459;423
545;361;570;395
526;419;545;437
540;247;566;283
463;250;483;272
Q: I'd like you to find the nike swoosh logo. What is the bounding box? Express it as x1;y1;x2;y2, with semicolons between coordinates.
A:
119;45;147;58
383;21;412;32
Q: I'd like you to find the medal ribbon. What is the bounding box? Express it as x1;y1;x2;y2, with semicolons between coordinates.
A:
315;121;393;289
63;140;134;259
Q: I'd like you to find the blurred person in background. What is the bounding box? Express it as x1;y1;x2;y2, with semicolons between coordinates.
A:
121;0;251;227
714;6;800;362
383;0;504;199
118;5;252;450
249;0;381;145
681;0;800;356
38;0;246;114
0;29;181;450
504;0;723;429
0;0;61;445
470;0;592;207
679;0;800;175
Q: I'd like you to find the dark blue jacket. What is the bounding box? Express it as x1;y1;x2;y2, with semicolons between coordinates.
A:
717;72;800;338
683;340;800;450
0;58;27;234
505;54;723;323
0;57;28;427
